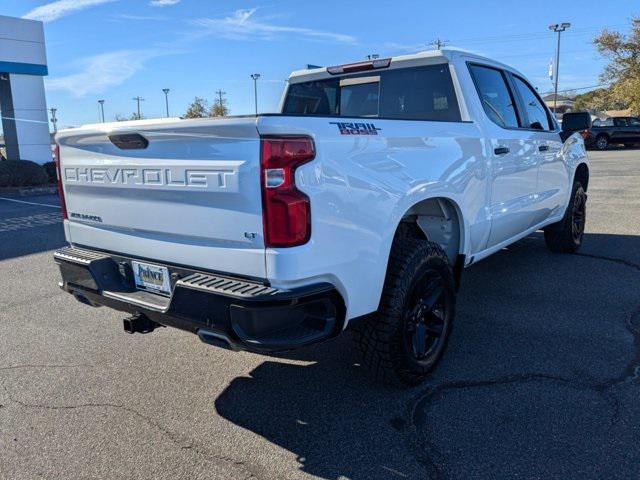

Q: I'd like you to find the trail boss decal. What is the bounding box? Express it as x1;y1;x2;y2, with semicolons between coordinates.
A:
329;122;382;136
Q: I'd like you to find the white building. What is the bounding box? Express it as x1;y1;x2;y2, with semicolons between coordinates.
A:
0;15;50;164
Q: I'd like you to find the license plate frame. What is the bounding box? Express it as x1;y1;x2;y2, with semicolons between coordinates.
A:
131;260;171;295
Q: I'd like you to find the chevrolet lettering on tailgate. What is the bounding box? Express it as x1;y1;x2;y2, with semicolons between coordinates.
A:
63;166;238;192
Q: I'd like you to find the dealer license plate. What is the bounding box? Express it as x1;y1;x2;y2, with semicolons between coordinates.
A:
132;261;171;295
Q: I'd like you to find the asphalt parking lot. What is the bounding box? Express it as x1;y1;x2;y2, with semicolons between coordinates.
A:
0;150;638;480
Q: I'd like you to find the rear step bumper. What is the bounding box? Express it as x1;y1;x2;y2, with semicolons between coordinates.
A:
54;246;345;353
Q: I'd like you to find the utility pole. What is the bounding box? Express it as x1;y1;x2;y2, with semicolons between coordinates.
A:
430;38;449;50
98;99;105;123
215;89;226;108
250;73;260;116
549;22;571;115
49;108;58;133
162;89;170;117
132;96;145;119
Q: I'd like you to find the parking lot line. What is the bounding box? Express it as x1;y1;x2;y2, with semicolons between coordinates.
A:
0;196;61;208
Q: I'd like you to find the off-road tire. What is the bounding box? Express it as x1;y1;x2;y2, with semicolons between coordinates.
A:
352;239;456;387
543;181;587;253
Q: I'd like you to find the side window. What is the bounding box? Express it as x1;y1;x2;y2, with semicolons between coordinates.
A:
629;118;640;127
614;118;629;127
512;76;552;130
469;64;519;128
379;65;461;122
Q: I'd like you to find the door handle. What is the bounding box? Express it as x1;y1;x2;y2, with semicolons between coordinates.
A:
539;145;549;152
494;146;510;155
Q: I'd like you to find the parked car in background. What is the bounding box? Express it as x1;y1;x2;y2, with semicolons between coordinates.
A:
586;116;640;150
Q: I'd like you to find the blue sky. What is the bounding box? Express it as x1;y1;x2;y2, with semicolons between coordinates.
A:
3;0;638;128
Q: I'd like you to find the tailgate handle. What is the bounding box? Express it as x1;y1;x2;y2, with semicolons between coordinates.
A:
108;133;149;150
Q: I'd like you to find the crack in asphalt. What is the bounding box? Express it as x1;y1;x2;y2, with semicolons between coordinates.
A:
403;246;640;479
403;304;640;480
573;252;640;272
0;371;262;480
405;371;632;480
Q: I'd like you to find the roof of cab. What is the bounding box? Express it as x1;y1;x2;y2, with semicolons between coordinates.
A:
288;47;525;84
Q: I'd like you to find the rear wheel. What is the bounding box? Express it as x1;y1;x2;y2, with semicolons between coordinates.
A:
352;239;456;386
544;181;587;253
596;135;609;150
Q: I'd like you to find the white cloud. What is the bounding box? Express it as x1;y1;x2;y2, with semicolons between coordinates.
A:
193;8;356;44
112;13;169;21
149;0;180;6
46;50;163;97
23;0;117;23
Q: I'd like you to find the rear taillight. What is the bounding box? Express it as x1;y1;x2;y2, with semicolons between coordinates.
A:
54;144;68;220
580;129;589;140
260;136;315;247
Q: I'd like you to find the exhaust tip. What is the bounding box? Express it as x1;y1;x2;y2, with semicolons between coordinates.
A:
197;329;240;351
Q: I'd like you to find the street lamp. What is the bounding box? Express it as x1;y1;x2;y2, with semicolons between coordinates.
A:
162;88;170;117
98;99;105;123
549;22;571;115
250;73;261;116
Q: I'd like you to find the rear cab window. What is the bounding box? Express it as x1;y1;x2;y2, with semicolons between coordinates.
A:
283;64;462;122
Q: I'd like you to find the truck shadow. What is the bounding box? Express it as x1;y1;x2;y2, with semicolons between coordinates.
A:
213;232;640;480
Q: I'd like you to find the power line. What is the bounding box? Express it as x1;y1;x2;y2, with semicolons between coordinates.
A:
544;83;611;95
445;23;628;47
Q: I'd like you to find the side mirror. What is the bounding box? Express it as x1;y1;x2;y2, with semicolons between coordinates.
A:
560;112;592;142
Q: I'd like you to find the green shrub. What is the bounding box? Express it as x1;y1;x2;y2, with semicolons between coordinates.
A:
43;161;58;184
0;160;50;187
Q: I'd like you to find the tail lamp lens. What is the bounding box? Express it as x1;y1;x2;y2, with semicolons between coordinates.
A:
260;136;315;247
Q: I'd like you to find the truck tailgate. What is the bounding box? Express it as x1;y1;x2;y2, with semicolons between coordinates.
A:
56;118;266;279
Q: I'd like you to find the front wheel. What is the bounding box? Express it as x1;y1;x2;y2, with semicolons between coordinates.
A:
352;239;456;386
544;181;587;253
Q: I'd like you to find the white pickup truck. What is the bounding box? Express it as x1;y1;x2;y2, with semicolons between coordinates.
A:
54;49;591;385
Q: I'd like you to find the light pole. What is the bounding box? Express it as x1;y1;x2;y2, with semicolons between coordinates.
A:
250;73;260;116
132;96;144;119
549;22;571;115
162;88;170;117
98;99;105;123
49;108;58;133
